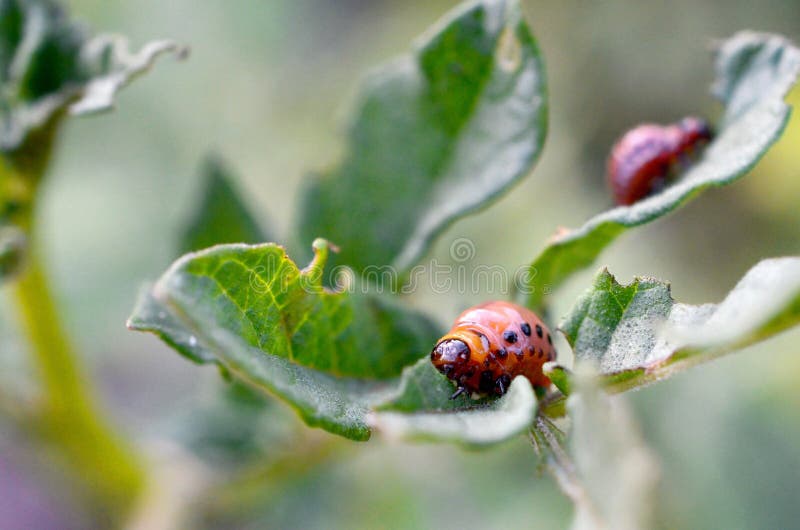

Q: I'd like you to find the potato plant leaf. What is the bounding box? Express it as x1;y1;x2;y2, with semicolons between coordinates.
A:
180;156;269;254
564;369;659;530
372;358;470;413
130;273;540;446
128;287;217;365
560;257;800;392
524;32;800;311
130;240;439;379
0;0;182;174
369;359;537;447
131;297;391;440
128;240;446;440
298;0;547;276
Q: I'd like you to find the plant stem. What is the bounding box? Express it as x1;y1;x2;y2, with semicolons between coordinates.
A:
12;237;145;527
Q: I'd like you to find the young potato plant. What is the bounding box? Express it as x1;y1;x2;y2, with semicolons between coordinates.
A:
2;0;800;527
128;1;800;526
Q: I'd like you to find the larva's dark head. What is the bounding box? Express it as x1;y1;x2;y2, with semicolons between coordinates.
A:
430;338;470;377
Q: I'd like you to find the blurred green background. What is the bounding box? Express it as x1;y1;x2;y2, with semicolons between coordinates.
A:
1;0;799;528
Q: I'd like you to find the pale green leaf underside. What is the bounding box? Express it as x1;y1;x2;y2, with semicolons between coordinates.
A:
369;371;536;447
128;288;217;365
524;32;800;310
298;0;547;275
168;305;393;441
560;257;800;392
566;369;659;530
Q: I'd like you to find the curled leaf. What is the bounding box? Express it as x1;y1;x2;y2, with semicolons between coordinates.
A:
524;32;800;311
298;0;547;276
0;0;183;168
128;241;441;440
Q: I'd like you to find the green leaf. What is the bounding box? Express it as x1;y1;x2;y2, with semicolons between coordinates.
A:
523;32;800;311
135;301;390;441
128;287;217;365
130;240;439;379
560;257;800;392
369;358;537;447
297;0;546;275
543;362;571;396
180;156;269;254
372;358;473;413
0;0;183;174
128;240;441;440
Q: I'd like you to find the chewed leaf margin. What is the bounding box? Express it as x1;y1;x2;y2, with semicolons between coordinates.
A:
558;257;800;393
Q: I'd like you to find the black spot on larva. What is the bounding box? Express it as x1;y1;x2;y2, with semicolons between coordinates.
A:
479;370;495;392
521;322;531;336
513;348;524;360
538;348;544;358
503;330;518;344
496;374;511;395
547;333;552;345
496;348;508;359
528;347;537;357
535;324;543;338
483;359;490;368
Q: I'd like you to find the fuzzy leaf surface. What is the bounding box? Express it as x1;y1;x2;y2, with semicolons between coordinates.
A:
559;257;800;391
298;0;547;275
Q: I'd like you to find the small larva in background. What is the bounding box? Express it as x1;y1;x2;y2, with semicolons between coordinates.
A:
607;116;713;205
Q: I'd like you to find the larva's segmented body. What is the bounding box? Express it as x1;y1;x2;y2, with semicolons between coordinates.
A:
430;301;556;398
608;116;713;205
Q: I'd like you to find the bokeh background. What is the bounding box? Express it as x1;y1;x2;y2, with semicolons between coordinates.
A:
1;0;799;528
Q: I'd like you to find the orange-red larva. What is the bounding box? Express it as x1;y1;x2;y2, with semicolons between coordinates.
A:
430;301;556;398
607;116;713;205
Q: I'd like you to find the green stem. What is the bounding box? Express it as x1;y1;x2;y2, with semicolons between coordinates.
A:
12;237;145;527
